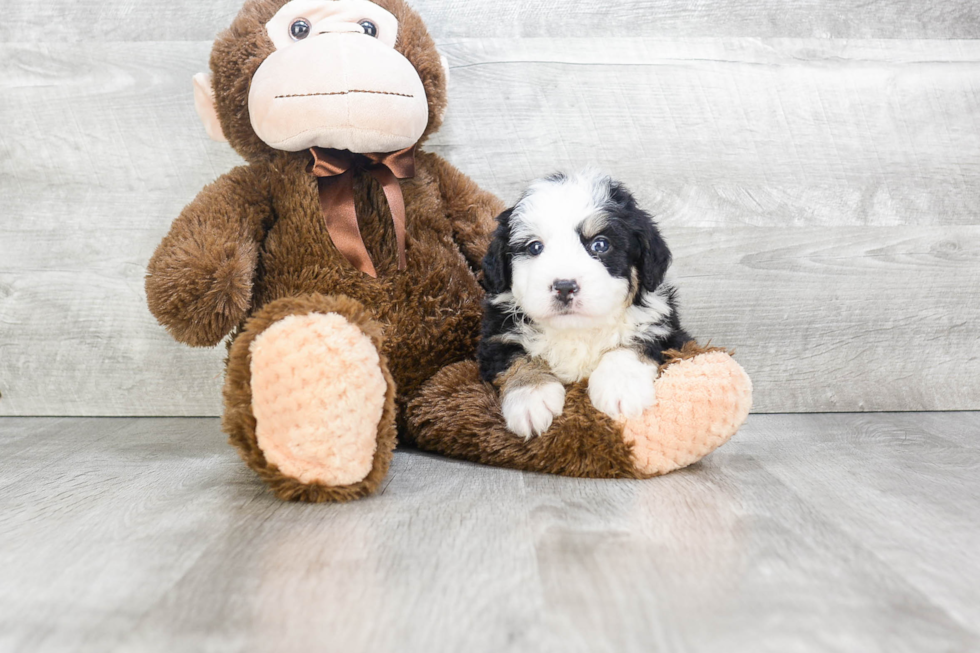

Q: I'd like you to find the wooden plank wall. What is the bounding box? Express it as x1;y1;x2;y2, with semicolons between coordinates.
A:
1;1;979;415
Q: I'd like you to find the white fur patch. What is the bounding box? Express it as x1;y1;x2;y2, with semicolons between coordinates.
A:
509;169;611;245
629;284;675;340
588;349;657;420
501;381;566;439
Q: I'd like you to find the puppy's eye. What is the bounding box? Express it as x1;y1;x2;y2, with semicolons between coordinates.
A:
359;20;378;37
290;18;311;40
527;241;544;256
589;237;610;254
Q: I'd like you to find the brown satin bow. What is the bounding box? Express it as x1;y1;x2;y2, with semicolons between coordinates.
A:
307;145;416;277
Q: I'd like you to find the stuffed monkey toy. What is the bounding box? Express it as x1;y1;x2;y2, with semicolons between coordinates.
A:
146;0;752;502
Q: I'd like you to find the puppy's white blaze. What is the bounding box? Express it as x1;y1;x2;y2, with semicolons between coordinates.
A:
501;382;566;439
511;250;627;326
510;169;612;245
588;349;657;420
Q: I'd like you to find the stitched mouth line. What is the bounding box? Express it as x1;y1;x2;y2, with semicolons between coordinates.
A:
274;90;414;99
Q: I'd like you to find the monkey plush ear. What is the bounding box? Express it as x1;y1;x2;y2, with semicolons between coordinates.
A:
439;52;450;85
192;72;227;143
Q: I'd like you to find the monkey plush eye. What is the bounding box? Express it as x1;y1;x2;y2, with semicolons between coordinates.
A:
589;237;610;254
527;241;544;256
290;18;311;40
359;20;378;37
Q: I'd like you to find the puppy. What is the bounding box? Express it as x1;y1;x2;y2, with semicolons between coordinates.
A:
478;170;692;438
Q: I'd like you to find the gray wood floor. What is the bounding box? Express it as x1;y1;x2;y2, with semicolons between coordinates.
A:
1;413;978;652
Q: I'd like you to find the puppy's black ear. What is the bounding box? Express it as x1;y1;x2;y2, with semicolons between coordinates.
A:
481;208;514;295
637;215;672;293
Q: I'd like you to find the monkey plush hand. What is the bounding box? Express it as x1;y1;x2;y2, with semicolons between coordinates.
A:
147;0;752;502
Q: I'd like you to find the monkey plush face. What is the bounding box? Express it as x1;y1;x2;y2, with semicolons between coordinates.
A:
248;0;429;153
195;0;447;161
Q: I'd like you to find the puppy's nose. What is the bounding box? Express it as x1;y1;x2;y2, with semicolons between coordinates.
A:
552;279;580;304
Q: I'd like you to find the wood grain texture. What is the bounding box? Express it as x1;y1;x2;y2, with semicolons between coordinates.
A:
0;42;236;416
737;413;980;635
1;37;979;415
0;414;978;652
431;38;980;222
671;225;980;412
2;0;980;41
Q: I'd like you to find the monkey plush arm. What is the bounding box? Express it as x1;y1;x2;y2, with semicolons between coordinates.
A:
145;165;272;347
422;152;506;269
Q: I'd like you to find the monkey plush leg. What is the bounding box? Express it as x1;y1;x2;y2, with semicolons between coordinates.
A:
404;346;751;479
223;294;396;502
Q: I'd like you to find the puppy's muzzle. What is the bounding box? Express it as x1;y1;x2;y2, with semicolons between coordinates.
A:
552;279;580;306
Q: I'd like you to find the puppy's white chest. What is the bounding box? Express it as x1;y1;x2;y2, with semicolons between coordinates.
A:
524;324;633;383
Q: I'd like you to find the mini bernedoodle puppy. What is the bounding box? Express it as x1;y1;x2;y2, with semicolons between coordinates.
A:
478;170;693;438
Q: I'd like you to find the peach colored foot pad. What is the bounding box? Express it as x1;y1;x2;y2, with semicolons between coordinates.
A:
249;313;387;486
623;352;753;476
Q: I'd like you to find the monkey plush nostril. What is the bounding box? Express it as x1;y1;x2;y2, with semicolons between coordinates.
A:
552;279;580;305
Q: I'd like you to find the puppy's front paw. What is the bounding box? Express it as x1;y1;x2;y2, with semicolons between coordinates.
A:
588;349;657;420
501;382;566;439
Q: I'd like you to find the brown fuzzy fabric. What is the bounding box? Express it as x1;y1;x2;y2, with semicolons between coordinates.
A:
426;150;501;270
405;360;641;478
145;166;273;347
223;294;398;502
660;340;732;371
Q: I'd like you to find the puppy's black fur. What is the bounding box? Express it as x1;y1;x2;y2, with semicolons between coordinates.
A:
479;208;532;381
478;175;692;383
602;180;692;360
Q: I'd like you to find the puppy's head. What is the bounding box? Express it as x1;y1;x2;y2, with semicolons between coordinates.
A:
483;170;671;330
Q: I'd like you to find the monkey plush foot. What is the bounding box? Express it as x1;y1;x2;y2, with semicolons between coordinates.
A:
623;350;752;476
223;294;397;502
250;313;386;485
